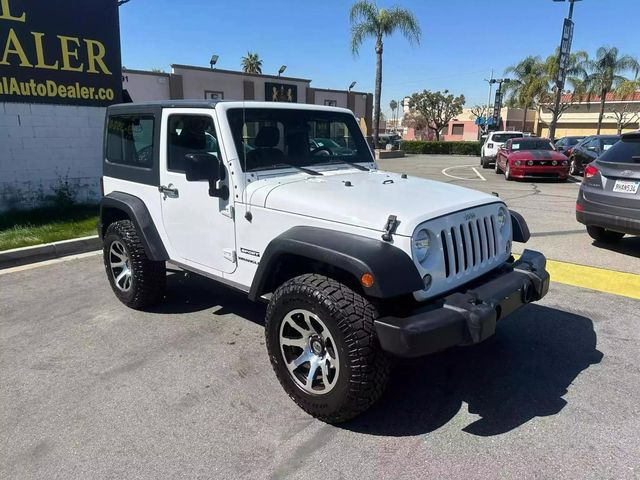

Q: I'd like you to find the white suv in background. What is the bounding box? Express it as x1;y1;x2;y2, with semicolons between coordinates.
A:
481;131;524;168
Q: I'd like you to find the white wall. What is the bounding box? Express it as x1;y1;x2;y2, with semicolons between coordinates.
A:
314;90;348;108
123;71;171;102
0;102;104;211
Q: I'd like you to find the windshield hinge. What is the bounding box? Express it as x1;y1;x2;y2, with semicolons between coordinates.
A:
222;205;235;220
381;215;399;242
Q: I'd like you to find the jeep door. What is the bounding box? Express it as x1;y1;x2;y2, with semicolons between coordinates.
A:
159;109;236;274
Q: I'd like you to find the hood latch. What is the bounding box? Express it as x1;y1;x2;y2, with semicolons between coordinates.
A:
382;215;399;242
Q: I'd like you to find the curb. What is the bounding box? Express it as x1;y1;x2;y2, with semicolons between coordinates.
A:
0;235;101;269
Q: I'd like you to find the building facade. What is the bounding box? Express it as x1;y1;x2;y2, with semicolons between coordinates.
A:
123;65;373;134
537;92;640;137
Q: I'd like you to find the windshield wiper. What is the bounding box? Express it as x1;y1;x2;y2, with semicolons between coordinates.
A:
268;163;323;176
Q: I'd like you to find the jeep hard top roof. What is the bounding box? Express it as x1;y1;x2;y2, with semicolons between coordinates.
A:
107;100;353;115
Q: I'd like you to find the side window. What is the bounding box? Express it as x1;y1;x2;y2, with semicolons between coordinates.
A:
106;115;155;168
167;115;219;172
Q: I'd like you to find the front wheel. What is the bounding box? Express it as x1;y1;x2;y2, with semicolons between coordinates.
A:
103;220;166;309
495;158;502;174
586;225;625;243
265;274;390;423
569;158;578;175
504;162;513;180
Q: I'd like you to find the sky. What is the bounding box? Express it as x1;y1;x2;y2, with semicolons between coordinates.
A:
119;0;640;116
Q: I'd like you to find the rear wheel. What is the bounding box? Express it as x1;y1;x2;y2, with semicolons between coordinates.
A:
265;274;389;423
586;225;625;243
481;157;491;169
103;220;166;309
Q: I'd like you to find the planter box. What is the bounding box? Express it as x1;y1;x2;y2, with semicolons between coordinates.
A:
375;150;405;160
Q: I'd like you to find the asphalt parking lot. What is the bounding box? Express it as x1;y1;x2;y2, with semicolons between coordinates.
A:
2;155;639;479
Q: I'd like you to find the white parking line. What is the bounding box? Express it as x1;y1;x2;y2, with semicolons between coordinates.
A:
442;164;486;181
471;167;486;181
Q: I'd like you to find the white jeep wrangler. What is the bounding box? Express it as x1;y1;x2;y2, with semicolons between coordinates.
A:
99;100;549;423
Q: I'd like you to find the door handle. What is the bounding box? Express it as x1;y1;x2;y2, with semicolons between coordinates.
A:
159;184;179;198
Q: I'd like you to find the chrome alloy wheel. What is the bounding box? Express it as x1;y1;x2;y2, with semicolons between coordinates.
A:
109;240;132;292
279;309;340;395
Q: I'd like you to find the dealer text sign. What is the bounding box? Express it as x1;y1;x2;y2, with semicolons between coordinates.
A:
0;0;122;106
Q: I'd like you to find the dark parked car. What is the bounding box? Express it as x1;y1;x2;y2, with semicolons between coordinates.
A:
576;131;640;243
569;135;620;175
555;135;585;155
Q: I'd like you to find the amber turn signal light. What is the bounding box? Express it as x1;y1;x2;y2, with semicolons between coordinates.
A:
360;273;375;288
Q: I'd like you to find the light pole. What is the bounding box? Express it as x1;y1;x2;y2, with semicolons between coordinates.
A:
483;69;495;134
278;65;287;77
549;0;581;141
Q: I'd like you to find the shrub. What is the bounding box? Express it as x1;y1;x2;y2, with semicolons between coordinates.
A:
400;141;481;156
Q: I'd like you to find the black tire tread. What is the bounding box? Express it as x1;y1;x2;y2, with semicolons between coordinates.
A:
103;220;166;309
586;225;624;244
265;274;389;423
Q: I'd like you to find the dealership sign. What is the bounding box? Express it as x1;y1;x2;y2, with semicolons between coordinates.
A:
0;0;122;106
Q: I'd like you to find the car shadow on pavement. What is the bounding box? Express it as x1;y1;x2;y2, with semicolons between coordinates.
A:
147;270;266;325
343;304;603;437
592;236;640;258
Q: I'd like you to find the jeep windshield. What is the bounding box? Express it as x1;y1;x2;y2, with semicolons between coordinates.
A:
227;108;373;172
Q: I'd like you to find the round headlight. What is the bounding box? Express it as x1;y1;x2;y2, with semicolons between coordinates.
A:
413;229;431;263
497;207;508;231
527;160;534;166
562;160;568;166
552;160;558;166
514;160;522;166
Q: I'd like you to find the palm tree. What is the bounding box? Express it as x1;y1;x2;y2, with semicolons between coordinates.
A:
350;1;421;146
504;56;548;132
241;52;263;74
389;99;398;131
584;47;639;134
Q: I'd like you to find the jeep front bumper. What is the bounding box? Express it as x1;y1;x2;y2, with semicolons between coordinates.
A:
374;250;549;358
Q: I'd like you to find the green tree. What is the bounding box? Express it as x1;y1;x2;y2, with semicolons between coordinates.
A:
241;52;263;74
584;47;639;134
407;90;465;141
389;99;398;131
350;1;421;145
504;56;549;132
542;50;589;139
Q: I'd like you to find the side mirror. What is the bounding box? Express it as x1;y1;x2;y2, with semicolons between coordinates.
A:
184;153;228;200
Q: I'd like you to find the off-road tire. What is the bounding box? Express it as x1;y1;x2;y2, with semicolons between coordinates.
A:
586;225;625;243
265;274;390;423
103;220;166;309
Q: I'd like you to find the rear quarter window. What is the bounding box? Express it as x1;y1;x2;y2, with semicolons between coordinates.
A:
598;138;640;164
106;115;155;168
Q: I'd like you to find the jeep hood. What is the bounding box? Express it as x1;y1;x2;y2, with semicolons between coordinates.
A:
245;169;502;236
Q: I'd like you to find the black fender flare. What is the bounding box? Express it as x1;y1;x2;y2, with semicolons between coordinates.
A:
99;192;169;261
510;210;530;243
248;226;424;300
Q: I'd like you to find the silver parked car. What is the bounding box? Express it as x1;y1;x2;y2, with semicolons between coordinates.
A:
576;131;640;242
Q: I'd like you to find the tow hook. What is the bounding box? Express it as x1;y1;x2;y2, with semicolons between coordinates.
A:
382;215;399;242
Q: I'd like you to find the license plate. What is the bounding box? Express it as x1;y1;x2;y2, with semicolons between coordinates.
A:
613;180;639;194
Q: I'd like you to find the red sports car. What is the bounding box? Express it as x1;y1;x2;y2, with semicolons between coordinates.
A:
495;137;570;181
